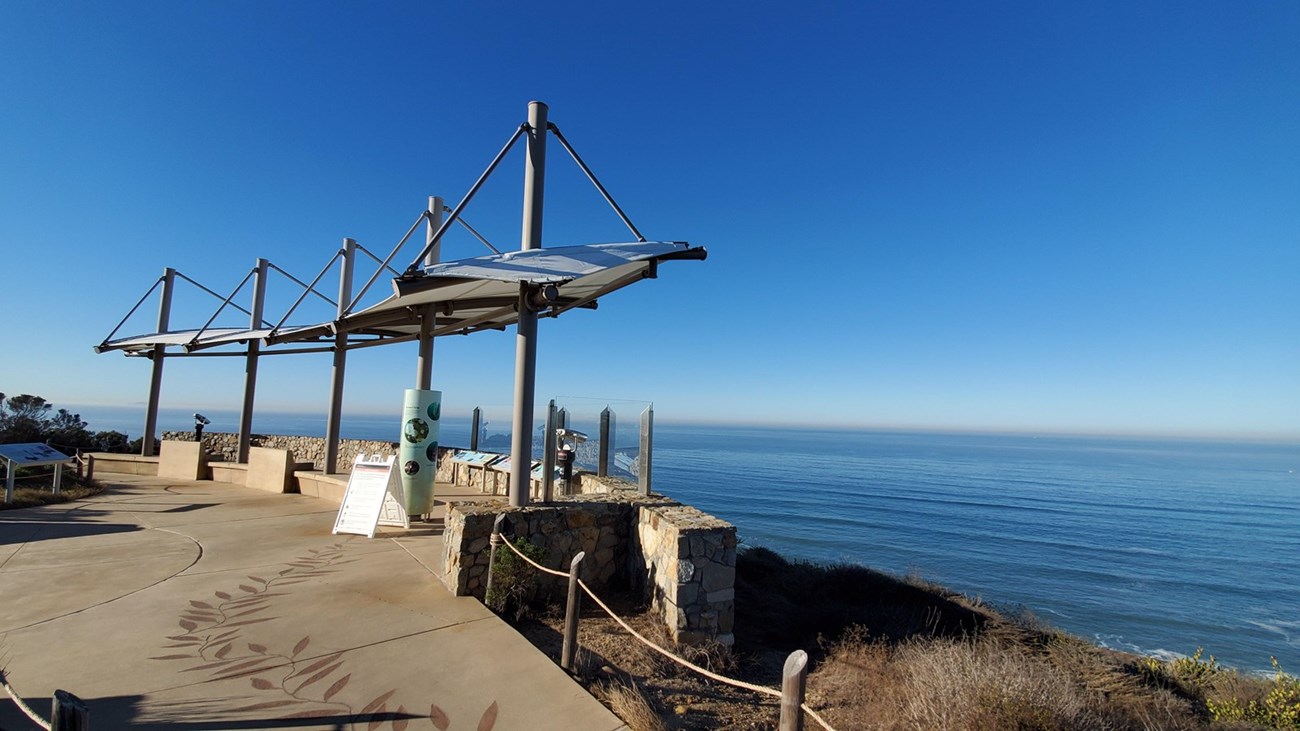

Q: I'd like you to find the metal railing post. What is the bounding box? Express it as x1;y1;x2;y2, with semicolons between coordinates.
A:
779;650;808;731
561;551;586;673
598;407;612;477
640;405;654;495
542;400;557;502
470;407;482;451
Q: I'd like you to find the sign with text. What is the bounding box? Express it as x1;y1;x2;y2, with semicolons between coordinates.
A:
332;455;408;537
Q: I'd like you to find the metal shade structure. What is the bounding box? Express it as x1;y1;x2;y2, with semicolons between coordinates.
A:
338;241;706;338
94;101;707;502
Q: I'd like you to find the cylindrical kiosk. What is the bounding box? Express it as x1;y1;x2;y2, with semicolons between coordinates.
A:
400;388;441;517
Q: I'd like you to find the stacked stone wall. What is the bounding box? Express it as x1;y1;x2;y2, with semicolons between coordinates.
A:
637;505;737;646
442;494;737;647
441;493;670;598
162;431;455;479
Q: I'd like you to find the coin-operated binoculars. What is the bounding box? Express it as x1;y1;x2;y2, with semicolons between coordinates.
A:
555;427;587;494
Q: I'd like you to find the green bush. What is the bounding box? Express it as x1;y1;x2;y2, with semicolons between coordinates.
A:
486;536;550;620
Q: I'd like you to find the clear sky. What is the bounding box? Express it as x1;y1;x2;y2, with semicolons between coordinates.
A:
1;1;1297;439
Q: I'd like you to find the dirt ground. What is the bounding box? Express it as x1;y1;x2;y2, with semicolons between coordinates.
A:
515;596;798;731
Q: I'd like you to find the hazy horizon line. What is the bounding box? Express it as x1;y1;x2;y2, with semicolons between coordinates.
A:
57;400;1300;445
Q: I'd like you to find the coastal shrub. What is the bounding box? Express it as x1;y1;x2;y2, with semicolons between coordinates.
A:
812;631;1114;730
734;546;991;653
1206;658;1300;729
1138;647;1223;696
485;537;549;620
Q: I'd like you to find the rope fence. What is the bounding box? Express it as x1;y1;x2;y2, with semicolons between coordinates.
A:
494;532;836;731
0;672;52;730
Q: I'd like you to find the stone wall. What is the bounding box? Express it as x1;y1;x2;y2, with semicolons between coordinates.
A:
442;494;737;647
441;493;668;598
161;431;457;477
637;504;737;646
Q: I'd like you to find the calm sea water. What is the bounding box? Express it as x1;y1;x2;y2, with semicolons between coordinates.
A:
72;405;1300;673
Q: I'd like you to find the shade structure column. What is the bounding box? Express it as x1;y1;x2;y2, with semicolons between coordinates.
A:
508;100;548;507
324;238;355;474
142;267;175;456
237;258;269;463
416;196;443;390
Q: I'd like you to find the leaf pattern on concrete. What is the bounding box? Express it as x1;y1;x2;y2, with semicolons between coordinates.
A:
152;539;501;729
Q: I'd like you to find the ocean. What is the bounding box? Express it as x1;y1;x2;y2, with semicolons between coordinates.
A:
69;404;1299;674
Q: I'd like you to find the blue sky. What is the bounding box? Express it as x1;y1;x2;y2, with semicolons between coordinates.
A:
1;1;1297;439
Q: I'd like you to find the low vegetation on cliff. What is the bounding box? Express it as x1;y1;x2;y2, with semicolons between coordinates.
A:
513;545;1300;730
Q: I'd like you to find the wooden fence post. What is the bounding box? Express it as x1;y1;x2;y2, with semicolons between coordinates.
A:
561;551;586;673
483;509;506;600
52;689;89;730
484;514;506;604
779;649;808;731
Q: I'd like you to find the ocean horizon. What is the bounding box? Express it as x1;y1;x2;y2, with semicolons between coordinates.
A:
65;403;1300;675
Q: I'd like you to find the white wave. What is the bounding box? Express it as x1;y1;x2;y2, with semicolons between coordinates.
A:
1246;619;1300;646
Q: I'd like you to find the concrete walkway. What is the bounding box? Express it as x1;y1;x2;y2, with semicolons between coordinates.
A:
0;473;626;730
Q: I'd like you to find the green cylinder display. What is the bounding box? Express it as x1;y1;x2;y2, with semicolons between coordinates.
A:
400;388;440;516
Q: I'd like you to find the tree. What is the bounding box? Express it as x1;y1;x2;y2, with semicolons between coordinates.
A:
47;409;94;452
0;394;104;453
0;393;51;443
93;431;134;453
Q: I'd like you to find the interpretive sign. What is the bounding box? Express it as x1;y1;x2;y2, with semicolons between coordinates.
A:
1;443;72;504
333;454;408;537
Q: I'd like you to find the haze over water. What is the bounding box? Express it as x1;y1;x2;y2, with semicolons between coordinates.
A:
75;405;1300;674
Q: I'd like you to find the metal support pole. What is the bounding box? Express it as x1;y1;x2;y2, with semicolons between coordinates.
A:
142;267;175;456
416;305;435;389
470;407;481;451
561;551;585;674
53;463;63;495
510;284;538;507
325;239;355;474
237;258;269;463
4;459;14;504
425;195;444;267
542;400;557;502
484;513;506;603
598;407;612;477
779;650;809;731
415;197;443;390
508;101;548;508
640;405;654;495
557;408;568;430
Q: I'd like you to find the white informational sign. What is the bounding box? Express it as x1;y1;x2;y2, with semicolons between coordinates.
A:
332;455;409;538
1;443;72;504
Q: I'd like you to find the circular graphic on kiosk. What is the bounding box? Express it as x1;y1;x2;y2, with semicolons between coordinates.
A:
425;442;438;462
404;418;429;444
426;402;441;421
404;460;420;475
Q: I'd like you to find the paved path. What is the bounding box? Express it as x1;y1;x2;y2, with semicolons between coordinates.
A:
0;473;626;730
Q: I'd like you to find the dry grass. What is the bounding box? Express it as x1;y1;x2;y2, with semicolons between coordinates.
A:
596;680;669;731
511;545;1298;731
0;478;103;510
